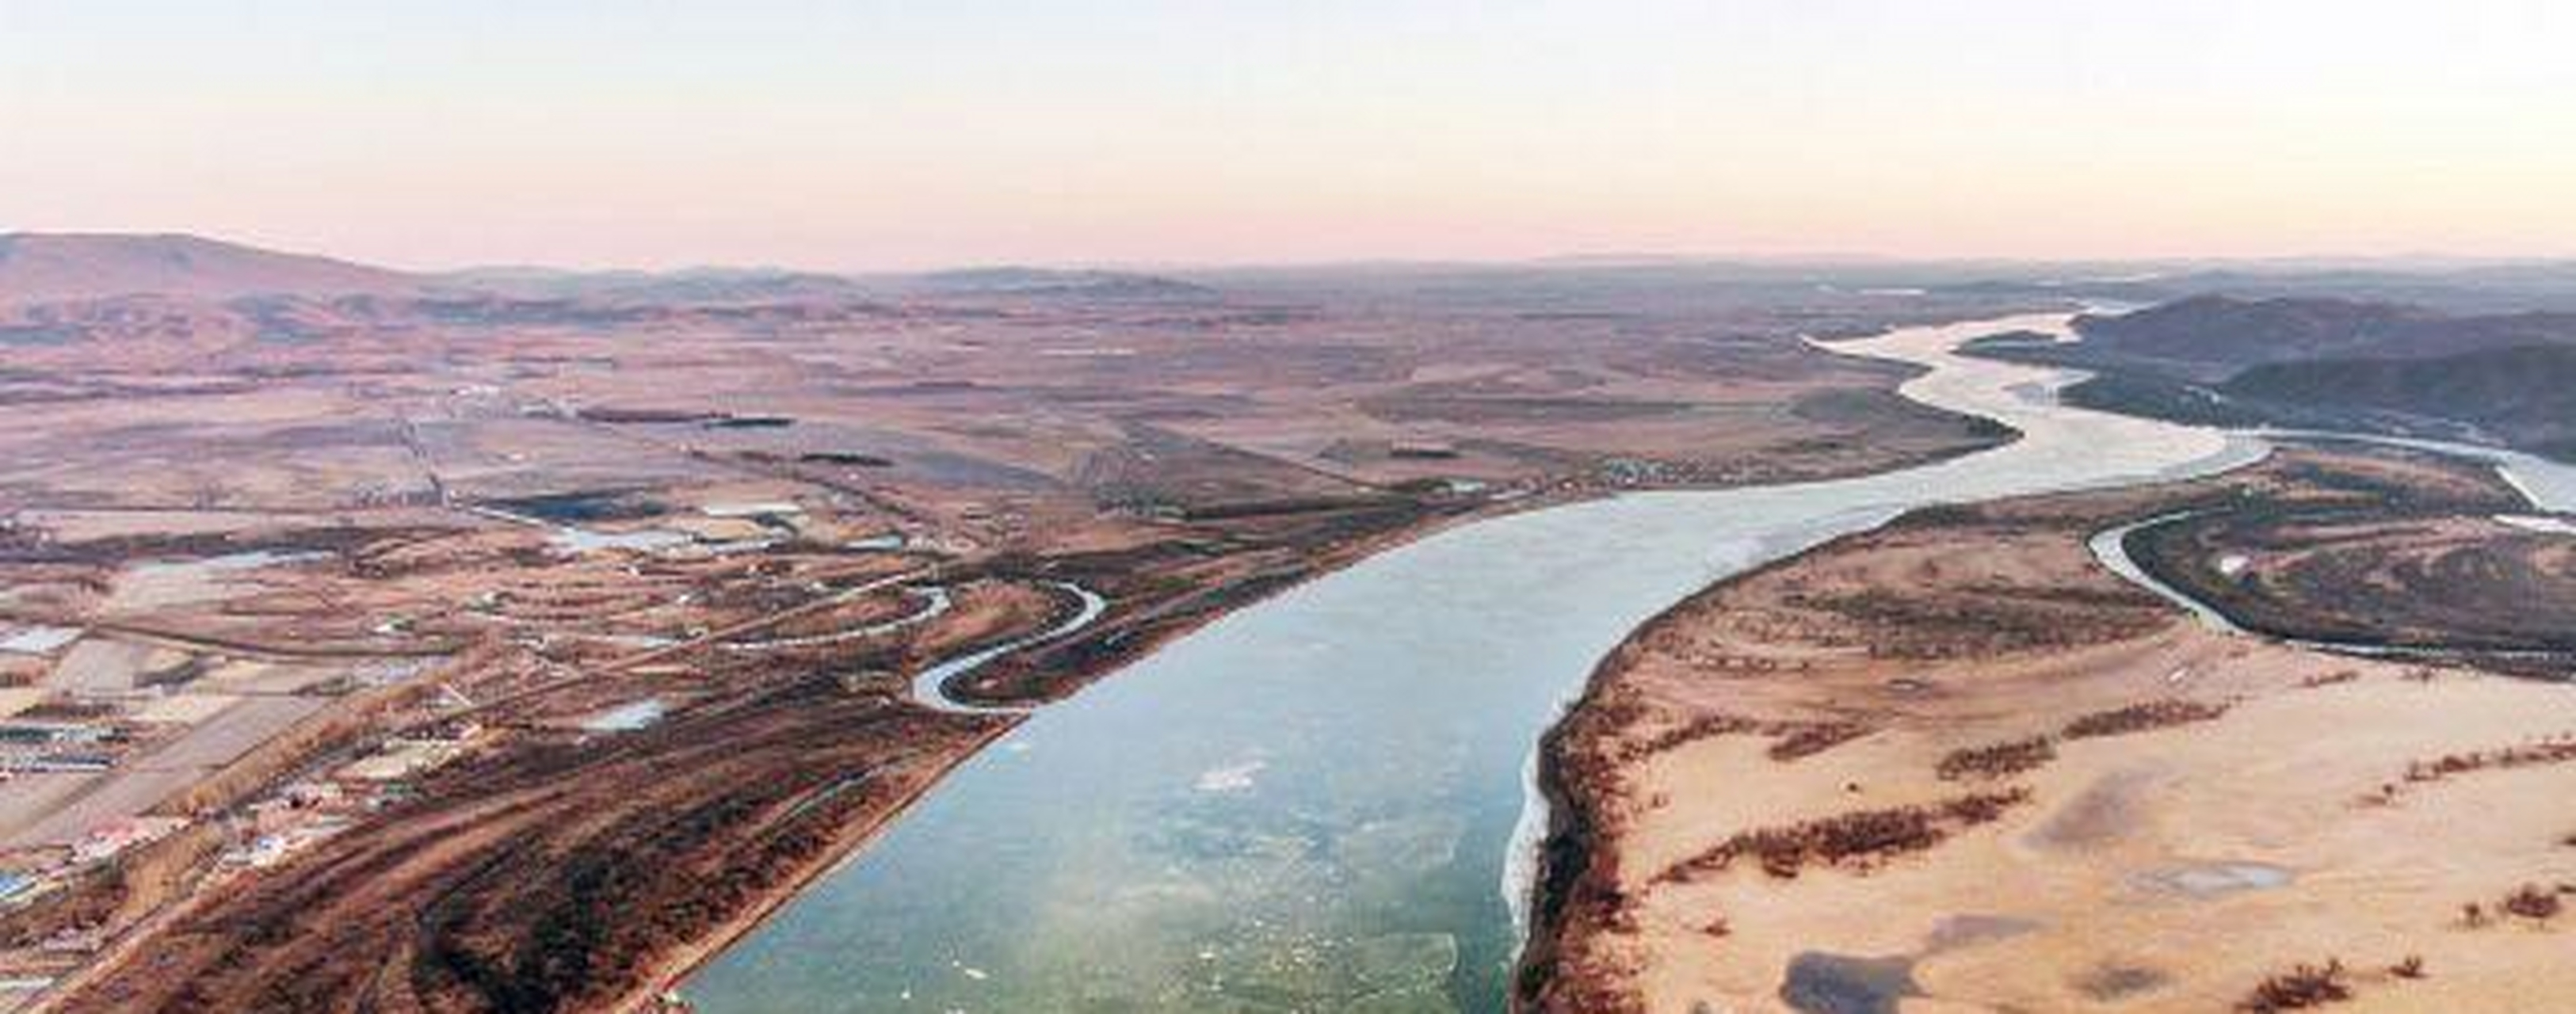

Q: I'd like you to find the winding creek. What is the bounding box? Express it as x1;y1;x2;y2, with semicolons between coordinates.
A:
684;311;2329;1012
2089;437;2576;660
2088;513;2251;635
910;582;1111;716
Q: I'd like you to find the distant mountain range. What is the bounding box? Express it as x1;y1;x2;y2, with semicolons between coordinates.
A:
0;232;1214;307
439;264;881;303
908;265;1217;300
1967;295;2576;462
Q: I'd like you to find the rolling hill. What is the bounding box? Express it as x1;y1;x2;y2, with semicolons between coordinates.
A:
2065;295;2576;379
0;232;418;303
1966;295;2576;462
910;265;1216;300
2223;345;2576;459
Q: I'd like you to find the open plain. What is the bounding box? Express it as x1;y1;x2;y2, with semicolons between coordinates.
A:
0;240;2038;1012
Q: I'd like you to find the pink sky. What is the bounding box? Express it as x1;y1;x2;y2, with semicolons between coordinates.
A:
5;2;2572;270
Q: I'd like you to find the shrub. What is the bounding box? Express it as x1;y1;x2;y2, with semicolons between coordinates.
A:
1658;788;2029;882
2062;699;2229;739
1766;720;1872;761
2502;883;2563;922
1936;735;2056;780
2238;959;2350;1012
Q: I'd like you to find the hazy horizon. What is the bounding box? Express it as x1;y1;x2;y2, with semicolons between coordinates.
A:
20;228;2576;280
7;2;2573;271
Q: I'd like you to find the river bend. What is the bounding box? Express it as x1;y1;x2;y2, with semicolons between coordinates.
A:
685;312;2264;1012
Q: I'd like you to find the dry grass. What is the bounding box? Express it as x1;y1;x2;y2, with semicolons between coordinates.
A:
2062;698;2230;740
2238;959;2352;1012
2501;883;2565;922
2399;734;2576;791
1656;788;2029;882
1616;713;1875;764
1935;734;2057;780
1620;712;1763;761
1765;720;1873;761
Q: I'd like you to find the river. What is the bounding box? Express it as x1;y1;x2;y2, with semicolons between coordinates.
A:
681;311;2271;1012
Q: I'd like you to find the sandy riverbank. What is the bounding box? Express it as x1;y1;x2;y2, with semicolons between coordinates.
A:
1528;448;2576;1012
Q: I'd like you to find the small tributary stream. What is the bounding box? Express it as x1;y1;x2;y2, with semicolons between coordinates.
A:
2089;433;2576;660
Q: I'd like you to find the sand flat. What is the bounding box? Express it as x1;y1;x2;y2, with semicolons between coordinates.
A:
1539;452;2576;1013
1620;648;2576;1012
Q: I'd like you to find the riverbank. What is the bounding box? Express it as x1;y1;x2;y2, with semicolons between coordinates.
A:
677;307;2267;1012
1524;445;2576;1012
633;417;2028;1010
21;350;2030;1014
608;720;1017;1014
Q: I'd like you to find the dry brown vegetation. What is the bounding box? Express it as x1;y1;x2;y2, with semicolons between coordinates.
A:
2060;698;2231;740
1934;734;2057;780
2387;732;2576;799
1805;583;2170;659
1655;788;2029;882
1764;720;1875;761
1619;712;1765;761
1614;711;1875;765
1525;446;2576;1012
2498;883;2566;923
2238;959;2352;1012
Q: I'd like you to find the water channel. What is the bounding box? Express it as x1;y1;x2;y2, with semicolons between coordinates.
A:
683;311;2290;1012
